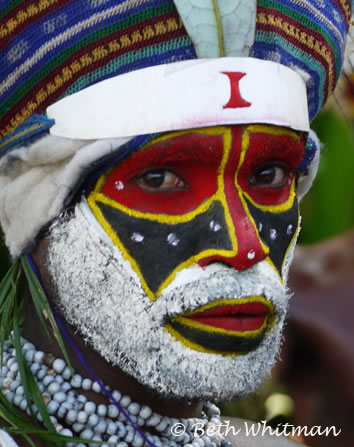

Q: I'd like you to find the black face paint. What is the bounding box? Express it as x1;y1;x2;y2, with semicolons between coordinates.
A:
97;200;233;295
245;197;299;277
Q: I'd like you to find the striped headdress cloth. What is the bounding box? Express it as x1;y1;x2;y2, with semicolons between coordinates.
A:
0;0;353;258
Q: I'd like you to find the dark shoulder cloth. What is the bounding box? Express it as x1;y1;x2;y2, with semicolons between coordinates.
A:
221;417;306;446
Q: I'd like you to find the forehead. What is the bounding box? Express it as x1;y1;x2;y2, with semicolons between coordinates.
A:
106;124;303;170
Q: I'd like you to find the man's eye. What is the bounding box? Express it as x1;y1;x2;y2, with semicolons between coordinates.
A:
249;163;289;188
136;169;188;191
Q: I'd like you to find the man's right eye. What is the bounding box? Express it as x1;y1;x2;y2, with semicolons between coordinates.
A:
136;169;188;191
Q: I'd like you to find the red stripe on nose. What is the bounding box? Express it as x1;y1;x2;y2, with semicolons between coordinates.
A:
198;127;267;271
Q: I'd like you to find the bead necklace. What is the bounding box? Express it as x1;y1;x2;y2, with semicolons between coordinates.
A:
0;338;230;447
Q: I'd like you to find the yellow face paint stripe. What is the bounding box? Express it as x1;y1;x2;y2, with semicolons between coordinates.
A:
281;205;301;276
181;296;275;316
88;126;240;301
164;324;244;356
242;178;296;214
171;296;276;338
234;128;270;257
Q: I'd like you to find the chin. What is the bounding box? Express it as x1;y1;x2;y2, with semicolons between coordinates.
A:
47;201;292;402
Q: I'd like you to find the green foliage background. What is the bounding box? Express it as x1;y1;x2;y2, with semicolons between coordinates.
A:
299;109;354;243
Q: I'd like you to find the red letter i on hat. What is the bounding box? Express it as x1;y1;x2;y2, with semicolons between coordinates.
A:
222;72;251;109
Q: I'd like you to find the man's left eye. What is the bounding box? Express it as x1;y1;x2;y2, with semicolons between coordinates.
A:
249;163;289;188
136;169;188;191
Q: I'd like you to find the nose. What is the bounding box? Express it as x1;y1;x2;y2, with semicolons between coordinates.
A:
198;175;268;272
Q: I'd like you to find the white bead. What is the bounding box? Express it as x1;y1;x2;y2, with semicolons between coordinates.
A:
124;426;135;443
120;395;131;408
77;394;87;404
47;400;60;415
24;350;34;362
127;402;140;415
107;422;117;435
23;342;35;351
80;428;94;440
43;375;54;387
146;413;161;427
5;391;14;403
88;413;99;427
62;367;72;380
208;404;220;416
9;379;20;391
108;404;119;418
112;390;122;401
36;369;46;380
53;391;67;403
116;422;126;438
13;394;22;406
77;410;88;424
62;382;71;392
82;378;92;390
97;404;107;417
57;405;68;419
70;374;82;388
155;417;169;432
20;398;27;411
52;359;66;374
56;375;64;384
136;417;144;426
66;409;78;424
34;351;44;364
132;432;145;447
95;420;108;434
59;427;73;437
84;401;96;414
108;435;119;443
193;438;205;447
72;422;85;433
92;381;101;393
48;381;61;395
9;363;18;373
139;406;152;419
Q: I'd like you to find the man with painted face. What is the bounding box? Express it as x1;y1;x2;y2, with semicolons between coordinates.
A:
0;1;352;446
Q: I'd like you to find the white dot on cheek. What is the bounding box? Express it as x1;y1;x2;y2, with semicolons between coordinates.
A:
287;224;293;235
270;229;277;240
167;233;180;246
258;222;263;233
247;249;255;260
210;221;222;232
114;180;124;190
131;232;144;243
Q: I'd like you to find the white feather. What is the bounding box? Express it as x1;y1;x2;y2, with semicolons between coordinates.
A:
174;0;257;57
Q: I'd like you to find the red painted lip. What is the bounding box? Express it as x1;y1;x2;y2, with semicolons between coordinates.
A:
185;302;270;332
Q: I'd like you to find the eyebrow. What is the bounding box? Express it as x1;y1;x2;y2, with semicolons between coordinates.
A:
124;134;224;168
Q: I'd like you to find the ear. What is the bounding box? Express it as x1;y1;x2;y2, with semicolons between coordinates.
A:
297;129;321;201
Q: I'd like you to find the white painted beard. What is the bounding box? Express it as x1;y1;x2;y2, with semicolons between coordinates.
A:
46;199;295;402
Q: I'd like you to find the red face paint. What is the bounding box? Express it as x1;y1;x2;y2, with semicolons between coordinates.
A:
102;133;222;215
90;125;305;298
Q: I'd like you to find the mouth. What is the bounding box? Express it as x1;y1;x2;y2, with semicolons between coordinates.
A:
165;297;275;355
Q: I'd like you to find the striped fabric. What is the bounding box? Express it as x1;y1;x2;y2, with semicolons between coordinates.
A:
252;0;353;120
0;0;196;151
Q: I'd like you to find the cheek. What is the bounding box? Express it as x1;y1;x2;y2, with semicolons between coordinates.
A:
245;196;300;278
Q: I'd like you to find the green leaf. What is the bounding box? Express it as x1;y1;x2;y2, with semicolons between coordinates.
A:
20;257;72;374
